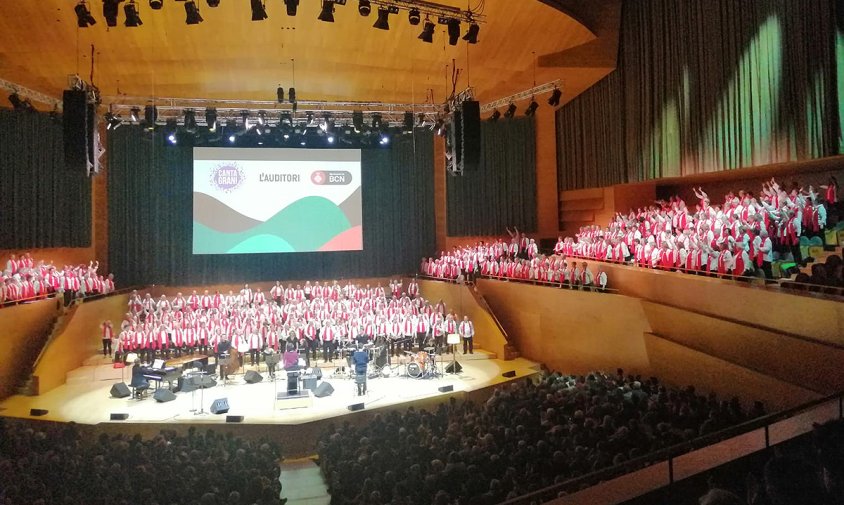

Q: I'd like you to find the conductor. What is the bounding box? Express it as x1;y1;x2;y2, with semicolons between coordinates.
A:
351;343;369;396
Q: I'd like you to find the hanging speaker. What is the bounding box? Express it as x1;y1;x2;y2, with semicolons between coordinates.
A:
459;100;481;171
63;90;89;172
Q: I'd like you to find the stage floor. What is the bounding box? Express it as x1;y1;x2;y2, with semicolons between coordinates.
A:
0;351;539;426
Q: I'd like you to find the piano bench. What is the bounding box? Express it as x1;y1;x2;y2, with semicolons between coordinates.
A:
131;386;149;400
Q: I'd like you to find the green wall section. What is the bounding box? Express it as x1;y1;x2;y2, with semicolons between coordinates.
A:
557;0;842;190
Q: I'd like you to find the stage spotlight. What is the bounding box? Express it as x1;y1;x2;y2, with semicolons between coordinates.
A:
434;117;445;136
165;119;178;144
418;19;435;43
228;134;236;143
403;111;413;133
105;112;122;130
327;134;335;144
447;18;460;45
373;8;390;30
205;108;217;131
184;109;197;132
129;107;140;122
124;0;142;26
408;8;420;25
241;110;251;130
379;134;390;145
103;0;121;27
358;0;370;16
318;0;334;22
280;112;292;124
463;22;479;44
149;0;162;9
288;87;296;104
184;0;203;24
8;93;33;112
75;1;97;27
144;105;157;129
503;102;516;119
258;111;267;126
276;85;284;103
306;111;314;125
525;98;539;116
371;114;382;129
284;0;299;16
548;87;562;107
207;0;220;6
489;109;501;121
251;0;267;21
352;111;364;132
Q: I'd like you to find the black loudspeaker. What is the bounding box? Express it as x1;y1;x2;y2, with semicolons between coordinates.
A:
110;413;129;421
448;108;463;173
347;403;365;412
244;370;263;384
30;409;49;417
154;389;177;403
502;371;516;378
63;90;89;171
210;398;230;414
110;383;131;398
226;415;244;423
438;385;454;393
313;382;334;398
445;362;463;374
459;100;481;171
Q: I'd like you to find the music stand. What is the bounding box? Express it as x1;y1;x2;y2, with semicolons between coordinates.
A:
124;352;138;384
446;333;461;375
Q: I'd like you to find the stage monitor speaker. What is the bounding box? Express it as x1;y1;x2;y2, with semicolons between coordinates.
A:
445;362;462;374
30;409;49;417
438;385;454;393
63;90;89;171
226;415;244;423
459;100;481;171
347;402;365;412
313;382;334;398
110;382;131;398
110;413;129;421
502;371;516;378
210;398;230;414
244;370;263;384
153;389;177;403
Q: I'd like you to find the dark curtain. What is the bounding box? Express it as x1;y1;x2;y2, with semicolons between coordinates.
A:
557;0;842;190
446;117;537;235
0;109;92;249
108;127;435;286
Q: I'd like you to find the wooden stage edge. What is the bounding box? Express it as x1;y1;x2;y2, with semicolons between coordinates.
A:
0;353;540;457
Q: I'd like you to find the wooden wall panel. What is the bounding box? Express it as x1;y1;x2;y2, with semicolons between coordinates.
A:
0;299;60;399
642;301;844;395
587;262;844;346
477;279;652;374
643;334;819;411
417;280;508;358
33;295;129;395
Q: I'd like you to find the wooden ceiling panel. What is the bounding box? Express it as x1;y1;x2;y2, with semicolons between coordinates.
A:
0;0;601;105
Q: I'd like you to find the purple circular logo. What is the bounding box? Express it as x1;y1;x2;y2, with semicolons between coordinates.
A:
210;163;245;193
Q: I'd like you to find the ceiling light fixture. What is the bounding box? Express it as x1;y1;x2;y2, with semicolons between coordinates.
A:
489;110;501;121
418;18;434;43
408;8;420;25
250;0;268;20
205;108;217;131
103;0;121;27
207;0;220;6
149;0;163;9
124;0;143;27
284;0;299;16
184;0;203;24
129;107;140;122
318;0;334;22
358;0;370;16
525;98;539;116
75;1;97;27
548;87;562;107
373;7;390;30
447;18;460;46
503;103;516;119
463;22;479;44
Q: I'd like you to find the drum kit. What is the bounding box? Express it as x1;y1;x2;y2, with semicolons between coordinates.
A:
336;343;442;380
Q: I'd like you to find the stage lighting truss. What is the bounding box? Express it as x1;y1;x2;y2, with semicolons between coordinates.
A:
479;80;563;117
0;78;63;111
103;95;442;145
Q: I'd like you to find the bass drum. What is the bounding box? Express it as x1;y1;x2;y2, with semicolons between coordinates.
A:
407;362;423;378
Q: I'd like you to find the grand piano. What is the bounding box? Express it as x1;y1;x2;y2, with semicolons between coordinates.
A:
141;354;209;391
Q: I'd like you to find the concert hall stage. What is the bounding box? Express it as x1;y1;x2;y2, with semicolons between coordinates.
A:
0;351;539;428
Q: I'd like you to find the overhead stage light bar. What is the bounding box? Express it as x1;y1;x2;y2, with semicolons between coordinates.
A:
480;80;562;114
0;78;63;111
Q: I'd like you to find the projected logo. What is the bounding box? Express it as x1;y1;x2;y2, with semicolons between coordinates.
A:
311;170;352;185
210;163;245;193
